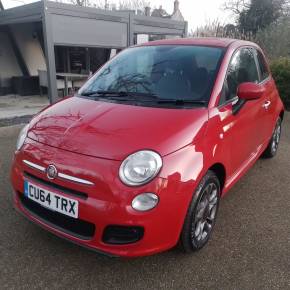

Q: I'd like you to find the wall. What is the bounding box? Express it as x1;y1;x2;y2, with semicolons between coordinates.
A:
51;14;128;48
0;30;22;90
11;22;46;76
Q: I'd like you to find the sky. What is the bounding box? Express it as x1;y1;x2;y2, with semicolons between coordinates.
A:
2;0;235;31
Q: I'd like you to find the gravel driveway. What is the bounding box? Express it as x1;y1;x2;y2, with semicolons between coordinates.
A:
0;114;289;290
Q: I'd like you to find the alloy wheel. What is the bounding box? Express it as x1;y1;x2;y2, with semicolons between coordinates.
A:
191;183;218;243
271;120;282;154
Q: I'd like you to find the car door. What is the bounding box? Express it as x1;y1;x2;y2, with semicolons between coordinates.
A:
216;47;262;177
253;48;277;144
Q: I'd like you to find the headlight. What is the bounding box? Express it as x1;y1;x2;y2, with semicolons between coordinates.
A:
16;124;29;151
119;150;162;186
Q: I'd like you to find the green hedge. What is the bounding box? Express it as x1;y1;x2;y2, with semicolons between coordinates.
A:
270;57;290;110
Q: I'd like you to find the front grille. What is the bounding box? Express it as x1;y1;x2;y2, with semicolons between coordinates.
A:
102;225;144;245
19;192;95;240
24;171;88;200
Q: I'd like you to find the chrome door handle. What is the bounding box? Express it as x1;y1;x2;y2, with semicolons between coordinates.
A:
262;100;271;110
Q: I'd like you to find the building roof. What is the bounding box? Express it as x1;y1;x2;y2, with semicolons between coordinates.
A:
151;1;184;21
171;0;184;21
151;6;170;18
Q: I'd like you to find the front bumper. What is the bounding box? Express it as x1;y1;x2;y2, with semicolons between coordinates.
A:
11;138;195;257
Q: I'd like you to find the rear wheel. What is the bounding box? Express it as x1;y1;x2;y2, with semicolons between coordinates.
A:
262;117;282;158
180;170;220;252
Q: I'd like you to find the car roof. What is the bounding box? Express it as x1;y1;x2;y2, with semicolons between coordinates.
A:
139;37;258;49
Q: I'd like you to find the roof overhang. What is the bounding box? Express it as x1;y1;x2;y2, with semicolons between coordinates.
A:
0;1;43;25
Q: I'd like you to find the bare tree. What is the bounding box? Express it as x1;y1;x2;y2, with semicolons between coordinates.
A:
67;0;150;12
71;0;86;6
118;0;150;11
223;0;250;16
189;18;255;40
223;0;290;18
68;0;107;8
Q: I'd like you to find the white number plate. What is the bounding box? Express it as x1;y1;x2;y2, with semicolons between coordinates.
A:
24;180;79;218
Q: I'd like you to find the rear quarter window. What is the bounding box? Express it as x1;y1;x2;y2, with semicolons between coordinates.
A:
255;50;270;81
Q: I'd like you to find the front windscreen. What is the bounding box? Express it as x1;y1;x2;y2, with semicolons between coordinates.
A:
79;45;225;106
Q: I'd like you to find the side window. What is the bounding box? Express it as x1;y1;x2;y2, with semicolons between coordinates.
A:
220;48;259;105
255;49;270;81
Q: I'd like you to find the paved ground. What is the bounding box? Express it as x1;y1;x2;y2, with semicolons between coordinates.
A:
0;95;49;126
0;114;289;290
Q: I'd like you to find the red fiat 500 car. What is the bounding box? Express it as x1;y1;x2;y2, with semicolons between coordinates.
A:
11;38;284;257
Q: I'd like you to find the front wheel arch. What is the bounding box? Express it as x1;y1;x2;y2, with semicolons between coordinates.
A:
208;163;226;194
179;170;221;252
280;110;284;121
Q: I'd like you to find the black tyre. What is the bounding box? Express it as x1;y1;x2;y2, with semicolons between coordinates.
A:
262;117;282;158
180;170;220;252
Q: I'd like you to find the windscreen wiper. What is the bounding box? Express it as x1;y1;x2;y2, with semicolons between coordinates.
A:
81;90;127;97
80;91;207;106
81;90;158;99
156;99;207;106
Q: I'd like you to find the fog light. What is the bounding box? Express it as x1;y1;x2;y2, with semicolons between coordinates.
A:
132;193;159;211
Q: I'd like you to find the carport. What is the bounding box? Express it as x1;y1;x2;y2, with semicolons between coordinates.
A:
0;0;187;103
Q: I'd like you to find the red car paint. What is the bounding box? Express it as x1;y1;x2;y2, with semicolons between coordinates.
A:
11;38;284;257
